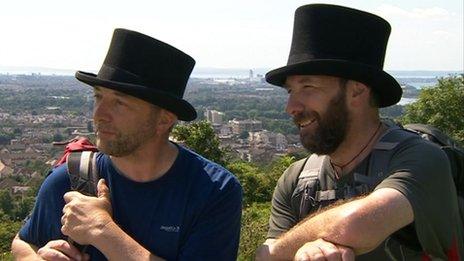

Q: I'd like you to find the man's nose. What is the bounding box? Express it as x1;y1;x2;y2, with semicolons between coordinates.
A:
285;94;304;117
93;100;111;122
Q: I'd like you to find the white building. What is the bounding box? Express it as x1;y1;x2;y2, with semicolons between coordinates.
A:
249;130;288;151
205;109;225;125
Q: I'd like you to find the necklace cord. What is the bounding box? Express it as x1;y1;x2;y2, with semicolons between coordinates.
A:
330;122;382;178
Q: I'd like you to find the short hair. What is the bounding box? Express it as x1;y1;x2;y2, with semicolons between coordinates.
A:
339;78;379;107
369;88;380;108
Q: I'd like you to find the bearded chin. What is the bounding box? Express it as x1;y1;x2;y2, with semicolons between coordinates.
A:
96;134;135;157
301;121;346;155
300;88;349;155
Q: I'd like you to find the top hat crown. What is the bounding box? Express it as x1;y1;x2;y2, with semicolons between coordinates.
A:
265;4;402;107
76;28;197;120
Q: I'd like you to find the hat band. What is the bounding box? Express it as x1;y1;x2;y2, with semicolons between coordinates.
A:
97;64;145;86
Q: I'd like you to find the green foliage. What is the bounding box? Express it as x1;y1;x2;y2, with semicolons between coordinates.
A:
228;161;270;205
0;252;13;260
0;190;14;218
0;130;15;145
0;220;21;254
238;131;249;139
0;87;90;114
24;160;49;176
380;105;404;119
12;197;35;221
262;119;298;135
402;75;464;144
237;203;271;261
228;155;296;206
0;190;36;221
231;155;297;259
52;132;64;142
172;121;226;165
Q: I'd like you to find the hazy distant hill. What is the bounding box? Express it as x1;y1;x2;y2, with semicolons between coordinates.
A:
0;65;462;79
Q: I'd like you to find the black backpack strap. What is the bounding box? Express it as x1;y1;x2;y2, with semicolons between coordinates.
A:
367;126;424;251
298;154;327;219
65;151;99;252
367;126;419;181
66;151;99;196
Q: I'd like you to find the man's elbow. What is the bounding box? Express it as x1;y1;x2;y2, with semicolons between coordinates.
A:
11;233;39;260
255;239;276;261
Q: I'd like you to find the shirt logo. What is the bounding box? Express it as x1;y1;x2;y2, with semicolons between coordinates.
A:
160;225;180;233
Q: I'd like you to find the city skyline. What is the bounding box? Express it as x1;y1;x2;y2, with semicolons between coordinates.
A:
0;0;462;72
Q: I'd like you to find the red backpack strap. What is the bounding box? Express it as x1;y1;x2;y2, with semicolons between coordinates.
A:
54;137;98;167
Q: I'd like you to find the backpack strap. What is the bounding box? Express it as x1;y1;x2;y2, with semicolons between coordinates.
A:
296;125;419;220
65;151;99;252
367;126;419;181
298;154;326;219
66;151;99;196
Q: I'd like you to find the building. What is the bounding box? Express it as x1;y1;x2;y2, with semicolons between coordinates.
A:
229;119;263;134
205;109;225;125
0;159;14;178
249;130;288;151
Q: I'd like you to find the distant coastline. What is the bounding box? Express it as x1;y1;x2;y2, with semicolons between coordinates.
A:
0;66;462;89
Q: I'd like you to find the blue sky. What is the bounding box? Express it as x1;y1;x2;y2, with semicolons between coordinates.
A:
0;0;462;71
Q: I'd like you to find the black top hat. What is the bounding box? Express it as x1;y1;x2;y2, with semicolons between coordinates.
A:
265;4;402;107
76;28;197;121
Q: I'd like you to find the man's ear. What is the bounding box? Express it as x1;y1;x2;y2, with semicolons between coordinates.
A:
157;109;178;133
347;80;370;107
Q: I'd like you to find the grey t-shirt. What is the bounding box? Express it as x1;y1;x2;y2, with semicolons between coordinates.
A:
267;133;463;260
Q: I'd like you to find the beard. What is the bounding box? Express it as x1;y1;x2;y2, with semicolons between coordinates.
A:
294;88;349;155
95;112;159;157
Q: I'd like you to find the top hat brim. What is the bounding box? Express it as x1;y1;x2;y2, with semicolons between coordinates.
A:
75;71;197;121
265;60;402;107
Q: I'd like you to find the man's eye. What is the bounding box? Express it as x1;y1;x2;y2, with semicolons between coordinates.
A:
116;100;126;106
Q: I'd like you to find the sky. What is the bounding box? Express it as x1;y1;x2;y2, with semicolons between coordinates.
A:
0;0;462;72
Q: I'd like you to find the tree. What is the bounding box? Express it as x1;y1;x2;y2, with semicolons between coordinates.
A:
171;121;225;165
0;219;21;254
228;155;297;206
0;190;14;218
227;161;269;205
12;196;35;221
402;75;464;144
237;203;271;260
238;131;249;140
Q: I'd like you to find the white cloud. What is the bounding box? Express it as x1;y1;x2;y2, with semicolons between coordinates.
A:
411;7;449;19
376;4;450;20
432;30;455;40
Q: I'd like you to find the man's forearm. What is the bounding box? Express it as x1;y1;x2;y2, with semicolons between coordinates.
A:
269;188;414;259
93;221;165;261
11;234;39;260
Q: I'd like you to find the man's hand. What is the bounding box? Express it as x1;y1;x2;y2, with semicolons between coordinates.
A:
294;239;355;261
36;239;89;261
61;179;112;245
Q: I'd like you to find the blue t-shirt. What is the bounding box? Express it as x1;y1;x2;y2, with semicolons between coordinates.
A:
19;145;243;260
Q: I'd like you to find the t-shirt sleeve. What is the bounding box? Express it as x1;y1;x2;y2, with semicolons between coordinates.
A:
375;140;463;259
267;160;304;239
19;164;71;248
177;173;243;261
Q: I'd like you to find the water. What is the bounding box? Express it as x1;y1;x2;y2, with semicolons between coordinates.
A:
398;98;417;105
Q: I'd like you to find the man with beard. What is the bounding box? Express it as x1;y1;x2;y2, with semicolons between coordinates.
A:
255;4;463;261
12;29;242;261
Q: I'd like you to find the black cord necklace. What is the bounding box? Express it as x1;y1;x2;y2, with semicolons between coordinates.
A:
330;122;382;179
